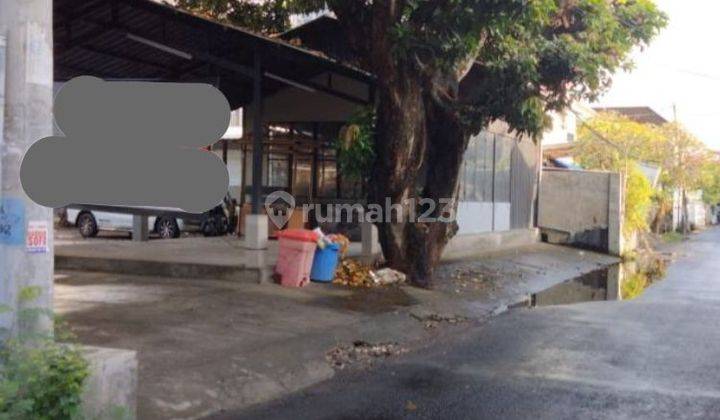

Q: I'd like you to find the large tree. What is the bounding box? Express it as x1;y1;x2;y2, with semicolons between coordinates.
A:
575;112;665;172
180;0;666;287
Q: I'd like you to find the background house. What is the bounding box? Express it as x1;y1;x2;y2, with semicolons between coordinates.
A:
593;106;669;125
542;103;596;167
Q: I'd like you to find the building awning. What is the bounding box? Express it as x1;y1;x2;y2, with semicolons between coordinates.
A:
54;0;374;110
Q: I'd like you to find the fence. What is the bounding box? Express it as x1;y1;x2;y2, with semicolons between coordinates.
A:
538;168;623;255
456;131;539;235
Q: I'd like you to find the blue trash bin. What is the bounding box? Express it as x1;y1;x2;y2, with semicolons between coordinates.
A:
310;243;341;282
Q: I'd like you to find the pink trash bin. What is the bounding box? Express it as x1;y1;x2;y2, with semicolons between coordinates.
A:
275;229;319;287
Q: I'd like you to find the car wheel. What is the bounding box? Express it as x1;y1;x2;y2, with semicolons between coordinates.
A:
202;214;228;237
77;213;98;238
155;217;180;239
215;215;229;235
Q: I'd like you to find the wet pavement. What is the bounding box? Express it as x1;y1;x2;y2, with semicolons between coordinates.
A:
54;241;617;419
214;228;720;420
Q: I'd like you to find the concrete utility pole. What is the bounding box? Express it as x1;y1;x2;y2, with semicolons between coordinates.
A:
673;103;690;236
0;0;54;336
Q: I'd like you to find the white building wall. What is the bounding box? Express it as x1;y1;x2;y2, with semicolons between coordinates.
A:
543;110;577;147
672;190;706;230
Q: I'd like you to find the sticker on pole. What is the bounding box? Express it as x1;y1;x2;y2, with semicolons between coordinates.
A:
26;220;49;254
0;198;25;246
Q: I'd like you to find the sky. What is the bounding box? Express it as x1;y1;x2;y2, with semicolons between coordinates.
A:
596;0;720;149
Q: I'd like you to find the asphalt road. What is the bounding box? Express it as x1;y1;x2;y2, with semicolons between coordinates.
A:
211;228;720;420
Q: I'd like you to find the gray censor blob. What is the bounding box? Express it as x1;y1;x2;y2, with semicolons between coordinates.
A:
20;76;230;213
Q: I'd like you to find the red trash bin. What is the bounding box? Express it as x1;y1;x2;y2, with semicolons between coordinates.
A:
275;229;319;287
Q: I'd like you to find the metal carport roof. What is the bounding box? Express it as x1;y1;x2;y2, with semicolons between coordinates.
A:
54;0;374;109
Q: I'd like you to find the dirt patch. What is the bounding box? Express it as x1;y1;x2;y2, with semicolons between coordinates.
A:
326;341;408;370
436;266;504;294
410;312;469;329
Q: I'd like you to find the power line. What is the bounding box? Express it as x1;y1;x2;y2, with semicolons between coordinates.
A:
570;109;623;152
646;63;720;82
669;67;720;81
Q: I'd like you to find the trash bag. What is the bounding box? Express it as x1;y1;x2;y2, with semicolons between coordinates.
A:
370;268;406;286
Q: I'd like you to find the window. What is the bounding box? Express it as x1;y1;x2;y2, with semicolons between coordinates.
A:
317;148;338;198
268;153;290;188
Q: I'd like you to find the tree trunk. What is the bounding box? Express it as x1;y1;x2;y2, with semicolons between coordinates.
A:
369;78;469;288
331;1;473;288
403;99;469;287
652;198;669;234
368;76;426;281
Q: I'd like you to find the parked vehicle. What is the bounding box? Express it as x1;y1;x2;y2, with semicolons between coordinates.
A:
66;195;237;239
66;208;186;239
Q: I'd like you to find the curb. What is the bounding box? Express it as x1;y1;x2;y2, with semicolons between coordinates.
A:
55;255;262;282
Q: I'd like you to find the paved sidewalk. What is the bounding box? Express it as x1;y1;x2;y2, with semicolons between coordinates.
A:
54;243;617;419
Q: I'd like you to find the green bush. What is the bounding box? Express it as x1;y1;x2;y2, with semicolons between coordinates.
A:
0;340;89;420
336;108;376;182
624;165;654;236
0;287;89;420
662;231;684;243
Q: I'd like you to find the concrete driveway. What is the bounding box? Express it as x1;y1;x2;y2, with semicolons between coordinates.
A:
217;228;720;419
54;242;616;419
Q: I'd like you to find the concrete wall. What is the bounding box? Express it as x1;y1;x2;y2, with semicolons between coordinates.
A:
539;169;623;255
81;346;138;420
443;228;539;261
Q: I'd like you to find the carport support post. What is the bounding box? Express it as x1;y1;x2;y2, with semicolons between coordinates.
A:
0;0;54;337
250;51;263;214
360;221;380;261
132;215;149;242
245;50;268;249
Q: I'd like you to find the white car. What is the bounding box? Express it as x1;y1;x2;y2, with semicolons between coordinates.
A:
66;207;186;239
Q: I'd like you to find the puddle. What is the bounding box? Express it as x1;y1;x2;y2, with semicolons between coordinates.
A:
529;256;668;307
311;287;418;314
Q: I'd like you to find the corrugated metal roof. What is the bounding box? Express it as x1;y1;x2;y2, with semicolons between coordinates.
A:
54;0;373;109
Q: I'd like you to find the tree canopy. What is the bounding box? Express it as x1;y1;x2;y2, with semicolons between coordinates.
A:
176;0;294;33
179;0;666;138
575;111;665;172
177;0;668;285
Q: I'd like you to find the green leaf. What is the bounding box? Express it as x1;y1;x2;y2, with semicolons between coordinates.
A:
18;287;42;303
